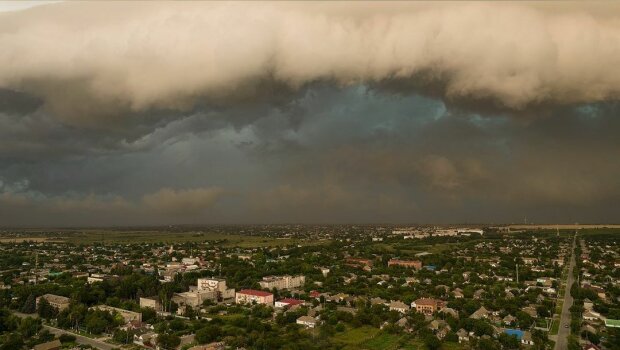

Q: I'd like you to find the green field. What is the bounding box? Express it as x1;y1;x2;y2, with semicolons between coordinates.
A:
9;229;330;247
64;231;326;248
362;333;404;350
333;326;381;348
332;328;464;350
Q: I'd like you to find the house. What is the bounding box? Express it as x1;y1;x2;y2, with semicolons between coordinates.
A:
317;267;330;277
336;306;357;315
275;298;304;308
309;290;322;299
439;307;459;318
470;306;490;320
503;314;517;325
389;301;410;313
411;298;443;315
134;332;157;347
583;310;601;321
387;259;422;269
370;297;387;305
522;306;538;318
396;317;409;329
235;289;274;306
582;344;601;350
473;289;485;299
33;340;61;350
429;320;451;339
296;315;318;328
522;331;534;345
36;294;70;311
457;328;469;343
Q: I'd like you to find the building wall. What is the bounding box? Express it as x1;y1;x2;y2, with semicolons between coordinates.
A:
139;297;160;311
235;293;274;306
36;294;70;312
258;275;305;290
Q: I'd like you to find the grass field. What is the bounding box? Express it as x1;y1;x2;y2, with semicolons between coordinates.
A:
332;329;464;350
64;230;331;247
333;326;381;348
0;229;330;247
373;241;479;255
362;333;403;350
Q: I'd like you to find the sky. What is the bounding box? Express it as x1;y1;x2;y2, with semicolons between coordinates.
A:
0;1;620;226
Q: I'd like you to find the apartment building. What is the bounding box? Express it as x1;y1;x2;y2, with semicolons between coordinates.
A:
36;294;70;311
235;289;274;306
196;278;235;300
258;275;305;290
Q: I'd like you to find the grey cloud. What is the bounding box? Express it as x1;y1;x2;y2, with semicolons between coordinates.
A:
2;2;620;128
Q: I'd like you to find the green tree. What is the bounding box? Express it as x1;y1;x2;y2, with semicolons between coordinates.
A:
423;333;441;350
18;316;42;338
0;333;24;350
21;293;36;314
37;297;58;320
157;333;181;350
113;329;134;344
196;324;220;344
59;334;76;343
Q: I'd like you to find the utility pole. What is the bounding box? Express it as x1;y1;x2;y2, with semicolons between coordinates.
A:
34;252;39;285
516;263;519;284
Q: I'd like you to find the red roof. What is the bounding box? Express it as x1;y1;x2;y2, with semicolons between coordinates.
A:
277;298;304;305
309;291;321;298
415;298;438;306
238;289;272;297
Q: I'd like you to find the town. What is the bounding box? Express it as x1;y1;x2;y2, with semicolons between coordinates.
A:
0;226;618;350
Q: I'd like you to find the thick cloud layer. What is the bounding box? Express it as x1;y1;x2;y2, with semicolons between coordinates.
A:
2;1;620;127
1;2;620;226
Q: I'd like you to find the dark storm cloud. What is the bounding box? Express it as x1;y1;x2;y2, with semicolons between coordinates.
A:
1;83;620;225
1;1;620;225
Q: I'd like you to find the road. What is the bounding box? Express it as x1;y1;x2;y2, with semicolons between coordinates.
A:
43;324;118;350
554;235;576;350
12;311;118;350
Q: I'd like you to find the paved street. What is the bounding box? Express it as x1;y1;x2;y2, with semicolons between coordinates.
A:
43;324;118;350
554;235;576;350
12;311;118;350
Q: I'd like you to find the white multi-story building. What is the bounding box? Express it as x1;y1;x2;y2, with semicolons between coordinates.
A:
196;278;235;300
258;275;305;290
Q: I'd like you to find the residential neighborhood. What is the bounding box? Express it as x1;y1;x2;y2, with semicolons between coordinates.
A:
0;226;617;350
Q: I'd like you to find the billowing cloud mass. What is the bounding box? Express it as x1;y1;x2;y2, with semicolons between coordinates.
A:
2;1;620;126
0;1;620;226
